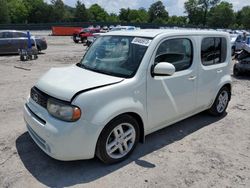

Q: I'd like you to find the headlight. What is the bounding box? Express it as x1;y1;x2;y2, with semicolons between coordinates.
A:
47;98;81;122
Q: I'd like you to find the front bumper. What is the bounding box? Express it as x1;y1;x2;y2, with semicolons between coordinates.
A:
23;98;101;161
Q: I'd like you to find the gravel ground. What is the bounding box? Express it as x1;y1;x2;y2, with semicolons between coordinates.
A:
0;32;250;188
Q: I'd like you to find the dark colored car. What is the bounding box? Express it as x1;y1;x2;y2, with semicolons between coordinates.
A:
0;30;47;55
233;37;250;76
72;28;100;43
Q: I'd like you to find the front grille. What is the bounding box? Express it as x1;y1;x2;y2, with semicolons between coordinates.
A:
30;87;49;108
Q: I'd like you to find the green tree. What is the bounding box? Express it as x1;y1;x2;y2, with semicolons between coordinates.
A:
137;8;149;23
107;13;119;22
184;0;203;25
168;16;187;25
238;6;250;29
88;4;108;22
7;0;28;23
198;0;220;26
0;0;10;23
119;8;130;22
74;0;88;22
23;0;49;23
207;2;234;28
51;0;65;22
148;1;168;23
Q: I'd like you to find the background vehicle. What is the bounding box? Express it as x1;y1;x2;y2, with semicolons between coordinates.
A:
72;28;100;43
86;26;138;47
110;26;137;31
230;33;250;53
233;36;250;76
0;30;47;54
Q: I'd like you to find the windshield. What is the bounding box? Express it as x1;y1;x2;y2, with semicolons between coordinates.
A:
80;36;150;78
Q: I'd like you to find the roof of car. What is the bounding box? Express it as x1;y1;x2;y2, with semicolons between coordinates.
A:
103;29;229;38
0;30;26;33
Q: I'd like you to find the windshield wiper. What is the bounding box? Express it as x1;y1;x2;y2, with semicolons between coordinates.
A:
76;63;88;69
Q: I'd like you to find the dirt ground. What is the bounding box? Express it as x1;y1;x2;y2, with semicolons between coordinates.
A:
0;31;250;188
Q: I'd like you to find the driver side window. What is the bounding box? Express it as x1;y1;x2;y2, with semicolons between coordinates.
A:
155;38;193;72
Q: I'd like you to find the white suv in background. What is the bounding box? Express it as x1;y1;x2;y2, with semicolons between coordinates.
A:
23;29;232;164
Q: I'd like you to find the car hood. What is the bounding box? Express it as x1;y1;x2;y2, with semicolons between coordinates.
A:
35;65;124;101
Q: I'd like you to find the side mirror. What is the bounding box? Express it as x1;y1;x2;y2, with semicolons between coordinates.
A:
152;62;175;77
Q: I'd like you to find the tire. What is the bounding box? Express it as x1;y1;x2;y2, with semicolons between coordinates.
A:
96;114;139;164
208;87;230;116
73;35;79;43
20;55;25;61
233;64;241;76
36;45;41;52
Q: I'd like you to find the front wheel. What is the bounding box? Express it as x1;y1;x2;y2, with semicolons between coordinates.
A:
208;87;230;116
233;64;241;76
73;35;79;43
96;115;139;164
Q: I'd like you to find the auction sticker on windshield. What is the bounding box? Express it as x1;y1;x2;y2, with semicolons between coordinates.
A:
131;37;152;46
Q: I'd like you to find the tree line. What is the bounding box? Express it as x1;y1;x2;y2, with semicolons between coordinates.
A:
0;0;250;29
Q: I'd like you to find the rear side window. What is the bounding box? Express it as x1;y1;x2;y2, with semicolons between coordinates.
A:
201;37;227;66
155;38;193;72
12;32;27;38
0;32;12;38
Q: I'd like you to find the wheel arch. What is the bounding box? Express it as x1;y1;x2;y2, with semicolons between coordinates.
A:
95;111;145;153
209;81;232;109
223;83;232;101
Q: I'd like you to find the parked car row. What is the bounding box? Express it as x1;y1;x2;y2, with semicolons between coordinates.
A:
0;30;47;55
72;26;139;46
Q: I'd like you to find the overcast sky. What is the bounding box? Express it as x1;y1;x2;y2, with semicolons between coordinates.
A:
61;0;250;16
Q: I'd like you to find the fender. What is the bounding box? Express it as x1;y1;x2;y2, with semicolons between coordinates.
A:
90;97;147;129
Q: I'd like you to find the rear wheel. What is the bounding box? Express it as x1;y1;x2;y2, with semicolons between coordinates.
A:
96;114;139;164
208;87;230;116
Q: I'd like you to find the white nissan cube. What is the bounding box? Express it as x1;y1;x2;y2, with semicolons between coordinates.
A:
23;29;232;164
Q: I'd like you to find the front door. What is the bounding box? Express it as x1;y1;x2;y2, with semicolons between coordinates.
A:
147;37;197;131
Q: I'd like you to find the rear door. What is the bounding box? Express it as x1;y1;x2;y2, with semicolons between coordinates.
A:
197;37;228;109
12;32;28;52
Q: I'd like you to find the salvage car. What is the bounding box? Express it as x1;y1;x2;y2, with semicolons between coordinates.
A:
72;28;100;43
24;30;232;164
0;30;47;54
233;36;250;76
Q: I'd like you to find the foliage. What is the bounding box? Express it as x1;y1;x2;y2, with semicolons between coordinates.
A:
51;0;66;22
88;4;109;22
7;0;28;23
119;8;149;23
207;2;234;28
168;16;187;26
0;0;10;24
198;0;220;25
148;1;169;23
184;0;203;25
1;0;250;29
237;6;250;29
74;0;88;22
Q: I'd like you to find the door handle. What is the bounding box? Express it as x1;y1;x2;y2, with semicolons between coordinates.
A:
188;75;196;80
217;69;223;73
